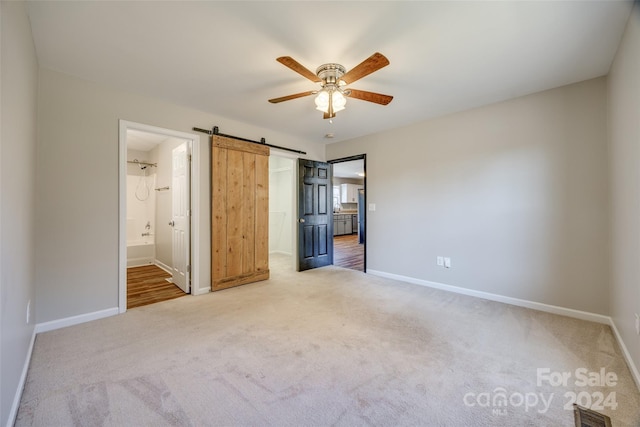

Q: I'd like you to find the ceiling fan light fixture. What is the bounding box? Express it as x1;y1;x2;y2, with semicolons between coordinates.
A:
314;88;346;114
332;90;347;112
314;90;329;112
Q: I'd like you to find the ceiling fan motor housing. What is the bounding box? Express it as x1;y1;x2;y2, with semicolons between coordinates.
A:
316;63;346;86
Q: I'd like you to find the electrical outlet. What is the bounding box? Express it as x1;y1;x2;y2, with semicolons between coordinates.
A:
635;313;639;335
444;257;451;269
26;300;31;324
437;256;444;266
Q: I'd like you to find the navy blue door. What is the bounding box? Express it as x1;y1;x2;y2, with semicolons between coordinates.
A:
298;159;333;271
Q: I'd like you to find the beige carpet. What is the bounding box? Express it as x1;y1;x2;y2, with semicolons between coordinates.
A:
16;255;640;426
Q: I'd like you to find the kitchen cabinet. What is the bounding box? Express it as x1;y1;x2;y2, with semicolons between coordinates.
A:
340;183;362;203
333;214;353;236
345;216;353;234
334;217;343;236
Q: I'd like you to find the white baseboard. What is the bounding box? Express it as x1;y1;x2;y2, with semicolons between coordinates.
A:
6;328;36;427
192;286;211;296
367;270;611;324
269;250;292;256
126;259;154;268
154;260;173;275
608;319;640;391
367;269;640;392
34;307;119;334
152;260;211;295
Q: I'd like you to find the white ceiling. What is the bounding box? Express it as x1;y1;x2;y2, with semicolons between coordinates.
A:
126;129;171;152
26;1;633;145
333;160;365;179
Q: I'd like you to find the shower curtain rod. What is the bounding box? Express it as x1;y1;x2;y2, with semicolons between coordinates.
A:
127;160;157;167
192;126;307;155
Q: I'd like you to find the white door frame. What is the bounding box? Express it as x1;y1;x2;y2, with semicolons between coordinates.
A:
118;120;205;314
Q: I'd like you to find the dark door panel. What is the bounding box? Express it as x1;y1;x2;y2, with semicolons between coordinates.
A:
298;159;333;271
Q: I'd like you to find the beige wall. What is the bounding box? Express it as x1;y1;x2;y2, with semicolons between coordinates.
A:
36;68;322;323
269;155;295;256
327;77;609;315
608;6;640;382
3;3;636;420
0;1;39;424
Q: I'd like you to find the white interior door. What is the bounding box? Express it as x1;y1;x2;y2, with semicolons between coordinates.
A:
171;143;190;293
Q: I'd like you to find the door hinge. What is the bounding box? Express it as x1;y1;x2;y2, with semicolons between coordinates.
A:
187;265;191;273
188;154;192;162
187;209;191;216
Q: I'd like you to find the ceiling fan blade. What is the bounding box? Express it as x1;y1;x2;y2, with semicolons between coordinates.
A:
347;89;393;105
341;52;390;85
276;57;321;83
268;91;316;103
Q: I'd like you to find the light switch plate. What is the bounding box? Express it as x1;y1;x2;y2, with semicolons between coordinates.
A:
437;256;444;266
369;203;376;211
444;257;451;268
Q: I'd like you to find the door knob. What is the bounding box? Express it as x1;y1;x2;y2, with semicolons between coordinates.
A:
168;221;175;226
299;218;305;223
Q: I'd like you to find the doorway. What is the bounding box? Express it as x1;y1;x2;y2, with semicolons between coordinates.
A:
268;153;297;273
329;155;366;272
118;121;203;313
267;153;366;274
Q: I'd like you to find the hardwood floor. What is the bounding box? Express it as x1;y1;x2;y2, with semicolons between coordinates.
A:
333;234;364;272
127;265;187;309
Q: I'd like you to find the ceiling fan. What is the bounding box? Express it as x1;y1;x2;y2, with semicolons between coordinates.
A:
268;52;393;119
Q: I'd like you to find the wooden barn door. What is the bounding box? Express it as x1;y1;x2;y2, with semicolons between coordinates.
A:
211;135;269;291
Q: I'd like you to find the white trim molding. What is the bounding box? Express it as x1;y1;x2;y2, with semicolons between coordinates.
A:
189;136;210;296
368;269;640;392
269;250;293;256
119;120;204;310
367;270;611;325
6;329;36;427
154;260;173;275
9;308;118;426
367;269;611;324
608;319;640;391
34;307;119;334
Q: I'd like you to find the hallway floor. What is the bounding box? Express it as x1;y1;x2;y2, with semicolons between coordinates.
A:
333;234;364;272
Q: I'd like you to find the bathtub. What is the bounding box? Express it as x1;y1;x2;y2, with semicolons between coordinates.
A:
127;238;156;267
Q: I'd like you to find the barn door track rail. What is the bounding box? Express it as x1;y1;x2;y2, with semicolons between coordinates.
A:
193;126;307;155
